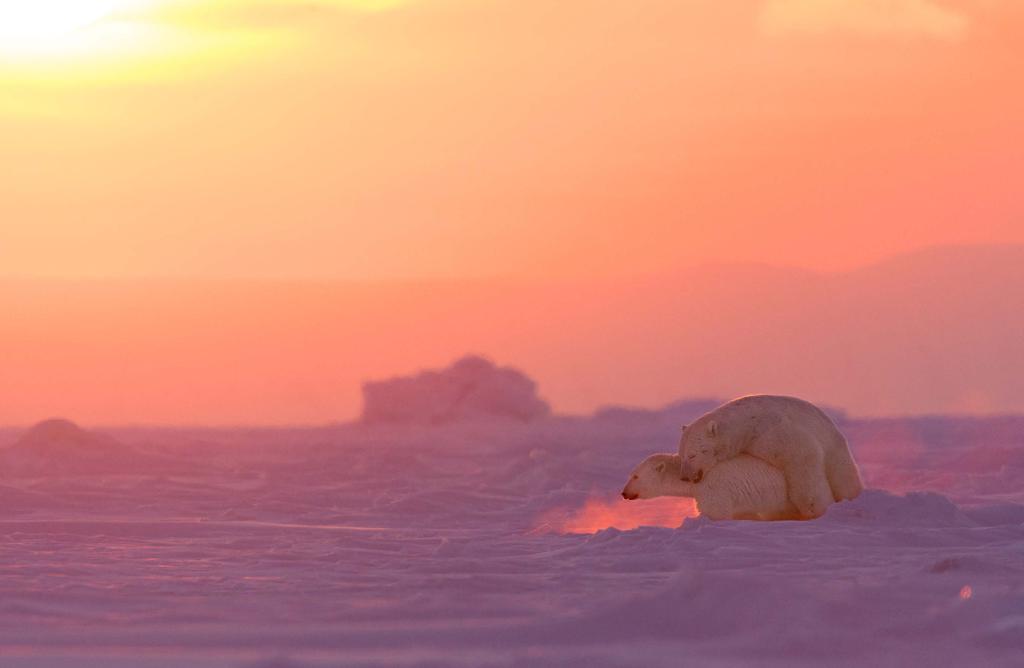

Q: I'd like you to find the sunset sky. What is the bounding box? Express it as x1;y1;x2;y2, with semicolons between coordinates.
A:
3;0;1022;280
2;1;1023;425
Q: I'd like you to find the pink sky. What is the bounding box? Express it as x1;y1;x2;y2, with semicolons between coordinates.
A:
1;1;1022;425
2;0;1022;280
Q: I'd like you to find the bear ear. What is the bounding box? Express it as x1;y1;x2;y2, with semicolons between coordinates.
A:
655;462;666;473
707;420;718;437
680;424;688;433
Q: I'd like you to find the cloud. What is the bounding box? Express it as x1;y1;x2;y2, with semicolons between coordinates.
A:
327;0;410;10
760;0;969;41
140;0;411;23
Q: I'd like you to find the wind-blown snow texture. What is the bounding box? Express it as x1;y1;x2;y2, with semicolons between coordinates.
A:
0;405;1022;666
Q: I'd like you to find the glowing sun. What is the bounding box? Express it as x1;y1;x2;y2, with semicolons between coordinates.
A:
0;1;116;54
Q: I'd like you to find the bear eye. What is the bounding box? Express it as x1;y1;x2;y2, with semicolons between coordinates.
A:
687;454;696;460
632;474;639;480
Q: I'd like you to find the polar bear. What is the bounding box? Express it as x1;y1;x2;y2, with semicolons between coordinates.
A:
678;395;863;519
621;453;801;521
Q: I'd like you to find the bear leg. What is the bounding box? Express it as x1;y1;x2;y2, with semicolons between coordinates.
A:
782;450;833;519
697;494;731;521
825;439;865;501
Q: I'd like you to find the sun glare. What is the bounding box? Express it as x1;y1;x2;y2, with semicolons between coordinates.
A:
536;496;700;534
0;1;117;54
0;0;287;82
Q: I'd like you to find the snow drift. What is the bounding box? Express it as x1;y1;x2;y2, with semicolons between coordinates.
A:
0;402;1021;666
0;418;184;477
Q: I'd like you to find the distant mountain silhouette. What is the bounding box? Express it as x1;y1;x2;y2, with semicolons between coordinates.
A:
0;244;1021;422
474;243;1024;418
592;243;1024;416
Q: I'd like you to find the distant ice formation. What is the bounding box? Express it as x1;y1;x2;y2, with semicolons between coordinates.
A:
1;418;150;476
592;398;722;426
10;418;125;454
360;355;551;424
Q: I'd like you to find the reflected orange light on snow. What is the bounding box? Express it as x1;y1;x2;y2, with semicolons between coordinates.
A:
539;496;699;535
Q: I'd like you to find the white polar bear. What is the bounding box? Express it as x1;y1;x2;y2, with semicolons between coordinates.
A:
678;395;864;519
621;453;801;521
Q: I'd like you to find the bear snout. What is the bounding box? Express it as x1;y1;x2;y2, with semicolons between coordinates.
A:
621;489;639;500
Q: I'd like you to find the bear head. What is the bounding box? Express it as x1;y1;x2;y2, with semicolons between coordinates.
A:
678;420;721;483
621;453;681;500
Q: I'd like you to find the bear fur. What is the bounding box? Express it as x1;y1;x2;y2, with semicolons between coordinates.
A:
678;395;863;519
622;453;801;521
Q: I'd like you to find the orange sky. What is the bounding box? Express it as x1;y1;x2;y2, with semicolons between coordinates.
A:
2;0;1023;280
1;2;1023;426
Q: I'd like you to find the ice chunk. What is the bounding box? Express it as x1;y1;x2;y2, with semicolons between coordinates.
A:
360;355;551;424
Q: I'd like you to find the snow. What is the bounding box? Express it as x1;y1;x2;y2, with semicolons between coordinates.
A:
0;408;1021;667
